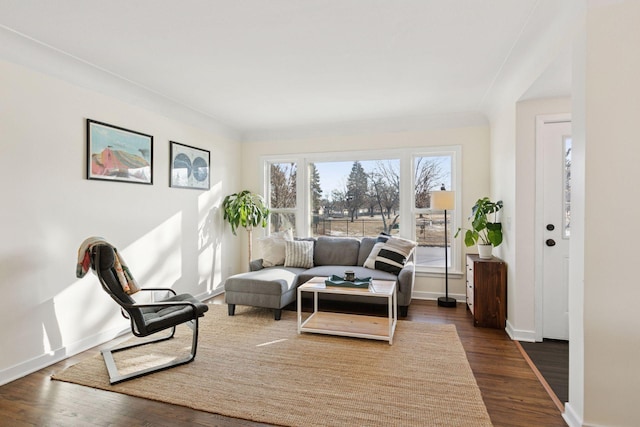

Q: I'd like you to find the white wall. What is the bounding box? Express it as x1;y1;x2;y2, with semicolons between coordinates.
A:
567;18;586;424
0;60;241;385
240;124;490;298
491;2;640;425
485;0;584;343
513;97;571;341
580;2;640;425
488;104;517;329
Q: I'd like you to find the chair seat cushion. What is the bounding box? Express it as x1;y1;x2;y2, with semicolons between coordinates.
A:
141;293;208;333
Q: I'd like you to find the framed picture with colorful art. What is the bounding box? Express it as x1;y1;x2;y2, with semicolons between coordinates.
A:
170;141;210;190
86;119;153;184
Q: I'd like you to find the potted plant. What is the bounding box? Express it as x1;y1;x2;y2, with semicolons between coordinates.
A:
222;190;270;263
455;197;503;259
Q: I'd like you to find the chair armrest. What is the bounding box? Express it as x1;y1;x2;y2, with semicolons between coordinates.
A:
133;300;198;310
137;287;178;296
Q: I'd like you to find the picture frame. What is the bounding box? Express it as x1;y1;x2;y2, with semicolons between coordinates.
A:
86;119;153;185
170;141;211;190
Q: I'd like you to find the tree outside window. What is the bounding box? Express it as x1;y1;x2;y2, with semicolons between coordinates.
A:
413;155;453;268
269;162;296;233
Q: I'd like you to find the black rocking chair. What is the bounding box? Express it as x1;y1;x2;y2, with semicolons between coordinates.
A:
90;244;209;384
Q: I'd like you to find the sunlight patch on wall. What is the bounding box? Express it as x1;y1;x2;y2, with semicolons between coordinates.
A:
124;211;183;289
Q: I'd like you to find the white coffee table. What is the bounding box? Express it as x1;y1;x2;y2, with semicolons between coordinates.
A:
297;276;397;344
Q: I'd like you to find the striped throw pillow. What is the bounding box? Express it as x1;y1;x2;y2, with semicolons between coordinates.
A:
363;242;385;269
374;236;416;275
284;240;314;268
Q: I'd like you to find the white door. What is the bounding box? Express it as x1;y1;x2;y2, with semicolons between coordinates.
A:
536;115;571;341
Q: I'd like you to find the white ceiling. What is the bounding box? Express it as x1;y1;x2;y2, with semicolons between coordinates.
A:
0;0;576;138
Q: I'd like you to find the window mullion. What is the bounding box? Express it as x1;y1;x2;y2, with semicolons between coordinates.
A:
298;158;309;236
399;151;414;241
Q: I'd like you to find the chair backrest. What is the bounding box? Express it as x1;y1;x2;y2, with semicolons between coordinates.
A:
92;244;146;333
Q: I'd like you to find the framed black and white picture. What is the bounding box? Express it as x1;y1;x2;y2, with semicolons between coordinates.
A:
86;119;153;185
170;141;210;190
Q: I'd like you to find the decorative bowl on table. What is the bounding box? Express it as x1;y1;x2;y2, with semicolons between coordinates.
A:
325;275;371;288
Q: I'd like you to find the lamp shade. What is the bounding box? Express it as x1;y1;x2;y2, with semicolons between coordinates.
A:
430;191;455;210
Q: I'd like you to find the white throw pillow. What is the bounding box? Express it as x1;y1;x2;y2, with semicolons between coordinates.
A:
284;240;314;268
363;242;386;269
257;229;293;267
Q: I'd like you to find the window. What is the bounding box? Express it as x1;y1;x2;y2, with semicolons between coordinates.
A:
413;154;455;268
263;147;461;273
310;159;401;238
563;136;571;238
267;162;297;233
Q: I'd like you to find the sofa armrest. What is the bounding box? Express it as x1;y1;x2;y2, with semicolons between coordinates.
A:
396;251;416;307
397;261;415;294
249;259;264;271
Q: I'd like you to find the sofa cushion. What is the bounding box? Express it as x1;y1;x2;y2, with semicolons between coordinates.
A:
313;236;360;266
224;267;302;295
374;236;417;275
357;237;377;266
285;240;314;268
258;229;293;267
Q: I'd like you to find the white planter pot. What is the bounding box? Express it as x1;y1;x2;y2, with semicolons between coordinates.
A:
477;244;493;259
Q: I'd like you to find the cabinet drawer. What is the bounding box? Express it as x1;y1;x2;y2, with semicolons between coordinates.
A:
466;256;475;313
466;262;474;286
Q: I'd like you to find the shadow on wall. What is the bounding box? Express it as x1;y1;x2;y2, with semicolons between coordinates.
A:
199;205;224;294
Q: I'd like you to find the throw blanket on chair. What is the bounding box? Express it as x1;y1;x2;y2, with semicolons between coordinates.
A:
76;237;140;295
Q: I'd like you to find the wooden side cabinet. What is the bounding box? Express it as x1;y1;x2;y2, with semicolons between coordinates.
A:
466;254;507;329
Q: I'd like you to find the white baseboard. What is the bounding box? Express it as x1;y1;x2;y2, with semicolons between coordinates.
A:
197;288;224;301
411;291;466;302
563;403;583;427
0;324;127;387
505;319;537;342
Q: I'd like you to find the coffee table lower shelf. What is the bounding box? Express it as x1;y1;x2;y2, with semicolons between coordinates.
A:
299;311;395;343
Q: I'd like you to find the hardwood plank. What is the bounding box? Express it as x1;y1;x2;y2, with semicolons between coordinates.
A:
519;339;569;405
0;297;566;427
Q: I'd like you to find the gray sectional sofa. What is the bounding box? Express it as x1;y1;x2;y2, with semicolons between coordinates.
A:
224;236;415;320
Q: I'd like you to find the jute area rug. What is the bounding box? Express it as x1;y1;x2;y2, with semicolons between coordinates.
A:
53;305;492;426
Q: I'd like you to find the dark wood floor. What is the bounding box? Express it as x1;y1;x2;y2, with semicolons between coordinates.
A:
0;298;566;427
519;339;569;404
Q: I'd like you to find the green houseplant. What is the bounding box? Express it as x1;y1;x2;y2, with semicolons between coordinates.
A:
455;197;503;259
222;190;270;263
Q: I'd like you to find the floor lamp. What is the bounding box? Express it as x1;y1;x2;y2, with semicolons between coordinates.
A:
431;190;456;308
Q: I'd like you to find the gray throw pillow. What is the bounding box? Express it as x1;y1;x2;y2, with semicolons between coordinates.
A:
284;240;314;268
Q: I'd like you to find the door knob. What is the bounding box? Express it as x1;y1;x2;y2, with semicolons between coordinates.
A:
546;239;556;247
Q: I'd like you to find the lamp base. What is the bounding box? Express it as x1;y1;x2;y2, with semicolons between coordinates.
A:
437;296;457;308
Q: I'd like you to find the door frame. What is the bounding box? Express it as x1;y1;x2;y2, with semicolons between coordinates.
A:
534;113;571;342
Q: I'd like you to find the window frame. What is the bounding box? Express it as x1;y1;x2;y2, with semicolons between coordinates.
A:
261;145;462;275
